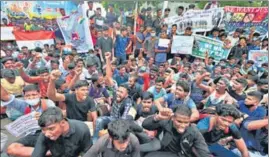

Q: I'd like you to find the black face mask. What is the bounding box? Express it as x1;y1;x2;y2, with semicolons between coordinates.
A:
260;88;268;94
245;104;255;109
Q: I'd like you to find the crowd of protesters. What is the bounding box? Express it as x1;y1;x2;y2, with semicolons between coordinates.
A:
0;1;268;157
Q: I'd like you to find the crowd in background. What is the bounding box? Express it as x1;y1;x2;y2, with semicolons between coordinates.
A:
0;1;268;157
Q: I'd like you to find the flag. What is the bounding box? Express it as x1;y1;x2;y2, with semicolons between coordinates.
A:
57;4;93;53
13;31;55;50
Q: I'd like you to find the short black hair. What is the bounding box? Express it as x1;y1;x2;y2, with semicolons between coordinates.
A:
257;79;268;86
38;107;64;127
74;80;89;89
172;24;177;28
178;6;184;10
68;63;76;70
235;78;248;89
51;59;60;65
34;47;42;53
165;8;170;12
90;74;99;83
108;120;130;142
155;77;165;84
37;67;49;75
141;91;153;101
216;104;241;119
55;79;66;89
23;84;40;94
247;91;263;101
176;80;190;93
175;105;191;117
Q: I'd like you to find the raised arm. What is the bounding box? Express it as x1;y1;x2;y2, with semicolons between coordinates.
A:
15;62;40;83
67;67;82;89
47;70;66;102
104;52;114;86
195;72;213;93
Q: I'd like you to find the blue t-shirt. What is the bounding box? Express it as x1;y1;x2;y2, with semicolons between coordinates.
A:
113;73;129;86
238;100;267;152
164;93;197;112
135;32;145;49
154;40;167;63
115;35;130;56
147;86;167;100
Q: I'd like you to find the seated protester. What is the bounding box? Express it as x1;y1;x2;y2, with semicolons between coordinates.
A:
257;79;268;105
245;72;258;94
197;104;249;157
75;58;90;81
16;62;50;98
138;65;159;91
86;49;102;73
196;73;237;112
113;64;129;86
1;57;16;70
85;60;98;82
124;74;142;104
134;92;161;154
54;79;68;110
47;70;97;130
25;48;47;72
142;106;211;157
228;78;248;101
92;84;133;143
65;62;82;85
32;107;92;157
4;85;55;157
234;91;268;157
89;73;111;116
83;120;140;157
1;84;55;121
1;69;25;96
155;80;199;122
147;77;167;100
190;69;211;106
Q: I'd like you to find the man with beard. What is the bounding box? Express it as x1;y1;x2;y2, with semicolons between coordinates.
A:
142;105;210;157
197;104;249;157
2;84;55;157
32;107;92;157
92;83;133;143
234;91;267;157
139;66;158;91
47;70;97;131
228;78;248;101
257;79;268;105
147;77;167;100
124;74;142;104
16;62;50;98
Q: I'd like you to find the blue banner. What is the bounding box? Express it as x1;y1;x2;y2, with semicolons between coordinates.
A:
57;4;93;53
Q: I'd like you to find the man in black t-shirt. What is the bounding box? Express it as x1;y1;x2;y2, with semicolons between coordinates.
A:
47;70;97;129
228;78;248;101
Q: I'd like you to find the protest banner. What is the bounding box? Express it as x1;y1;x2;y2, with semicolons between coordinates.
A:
1;1;77;19
13;30;55;50
158;39;170;48
192;35;230;61
223;6;268;36
57;4;93;53
248;50;268;67
1;27;15;41
5;113;40;137
171;36;194;54
164;8;224;34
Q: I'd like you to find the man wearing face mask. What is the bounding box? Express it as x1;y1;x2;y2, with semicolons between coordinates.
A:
143;105;211;157
1;84;55;157
143;28;157;60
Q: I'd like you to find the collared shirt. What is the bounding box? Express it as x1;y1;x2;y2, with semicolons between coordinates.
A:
83;133;140;157
32;119;92;157
110;94;132;119
115;35;130;56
